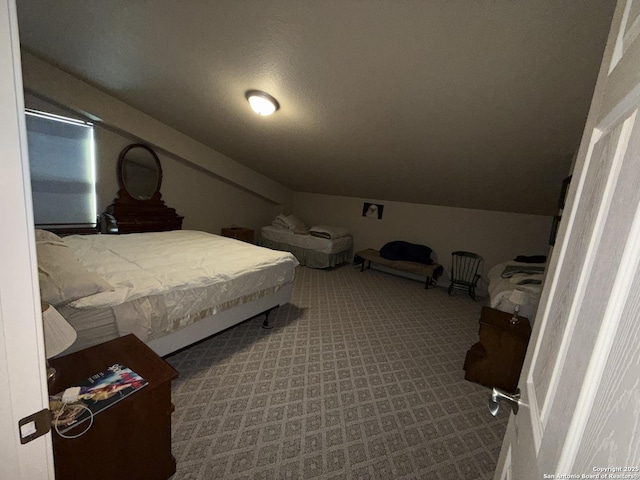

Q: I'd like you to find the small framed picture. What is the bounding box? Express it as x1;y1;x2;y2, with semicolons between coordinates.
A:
549;215;561;246
550;175;572;246
362;202;384;219
558;175;572;210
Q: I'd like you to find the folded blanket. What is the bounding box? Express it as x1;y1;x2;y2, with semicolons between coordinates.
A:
309;225;350;239
516;278;542;285
508;274;544;285
514;255;547;263
501;265;545;278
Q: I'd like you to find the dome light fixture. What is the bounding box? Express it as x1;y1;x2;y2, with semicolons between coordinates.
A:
246;90;280;116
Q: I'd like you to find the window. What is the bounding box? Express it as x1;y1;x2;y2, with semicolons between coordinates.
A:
25;109;96;229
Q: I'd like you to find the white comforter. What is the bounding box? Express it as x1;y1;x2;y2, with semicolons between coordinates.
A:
63;231;299;337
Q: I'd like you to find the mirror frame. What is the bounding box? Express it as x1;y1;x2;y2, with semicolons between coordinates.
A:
117;143;163;202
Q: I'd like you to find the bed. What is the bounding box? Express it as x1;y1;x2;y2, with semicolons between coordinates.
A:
36;229;299;356
259;215;353;268
487;261;546;322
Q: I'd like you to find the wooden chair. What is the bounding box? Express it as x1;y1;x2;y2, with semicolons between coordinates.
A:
448;251;482;300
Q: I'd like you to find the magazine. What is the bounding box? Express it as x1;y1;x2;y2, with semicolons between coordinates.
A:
50;363;148;433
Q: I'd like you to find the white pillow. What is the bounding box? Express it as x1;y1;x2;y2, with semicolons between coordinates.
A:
35;229;62;242
272;214;307;230
37;240;113;307
272;215;290;228
284;215;307;230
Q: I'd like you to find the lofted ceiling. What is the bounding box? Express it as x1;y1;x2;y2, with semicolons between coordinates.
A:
16;1;616;215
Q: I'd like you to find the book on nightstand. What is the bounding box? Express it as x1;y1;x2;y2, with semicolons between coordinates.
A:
50;363;148;434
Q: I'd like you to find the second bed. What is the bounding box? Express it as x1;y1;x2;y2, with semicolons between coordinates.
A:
259;225;353;268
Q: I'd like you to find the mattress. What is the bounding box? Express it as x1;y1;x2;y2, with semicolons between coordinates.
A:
62;230;299;344
487;261;545;322
260;225;352;254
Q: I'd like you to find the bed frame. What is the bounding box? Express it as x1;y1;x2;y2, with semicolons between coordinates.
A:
147;283;293;357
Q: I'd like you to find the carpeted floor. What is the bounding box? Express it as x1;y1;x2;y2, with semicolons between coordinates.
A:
167;265;509;479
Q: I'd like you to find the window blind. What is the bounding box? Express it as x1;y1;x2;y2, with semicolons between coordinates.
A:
25;110;96;228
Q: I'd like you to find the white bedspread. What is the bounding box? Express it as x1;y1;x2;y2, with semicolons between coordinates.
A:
63;230;299;340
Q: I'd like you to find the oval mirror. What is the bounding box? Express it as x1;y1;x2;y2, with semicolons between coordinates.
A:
118;144;161;201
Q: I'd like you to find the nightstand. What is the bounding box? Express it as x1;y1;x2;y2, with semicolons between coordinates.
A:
463;306;531;392
221;226;255;243
48;334;178;480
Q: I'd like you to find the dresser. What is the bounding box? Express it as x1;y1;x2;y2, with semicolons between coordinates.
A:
221;227;255;243
49;334;178;480
463;306;531;392
103;143;183;233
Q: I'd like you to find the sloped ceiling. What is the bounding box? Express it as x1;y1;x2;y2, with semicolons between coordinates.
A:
16;1;616;215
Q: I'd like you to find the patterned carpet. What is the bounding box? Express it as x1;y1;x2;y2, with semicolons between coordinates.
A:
167;265;509;480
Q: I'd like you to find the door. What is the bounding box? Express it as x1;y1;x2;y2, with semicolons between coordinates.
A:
495;1;640;477
0;0;55;478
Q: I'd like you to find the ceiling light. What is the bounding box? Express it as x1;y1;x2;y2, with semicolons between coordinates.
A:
246;90;280;116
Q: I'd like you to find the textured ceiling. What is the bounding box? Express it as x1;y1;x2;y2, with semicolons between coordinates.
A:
16;1;616;215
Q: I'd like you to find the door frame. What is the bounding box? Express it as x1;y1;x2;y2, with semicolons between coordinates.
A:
0;0;55;477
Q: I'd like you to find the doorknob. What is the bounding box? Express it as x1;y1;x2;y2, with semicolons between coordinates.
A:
488;387;521;416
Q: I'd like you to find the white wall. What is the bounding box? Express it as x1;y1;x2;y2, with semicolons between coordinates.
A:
292;192;552;293
95;127;282;234
21;60;288;236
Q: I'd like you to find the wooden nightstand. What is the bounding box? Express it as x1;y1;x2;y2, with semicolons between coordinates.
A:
48;334;178;480
463;306;531;392
221;227;255;243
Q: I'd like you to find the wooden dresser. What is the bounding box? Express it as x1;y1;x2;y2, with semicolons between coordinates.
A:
105;199;184;233
221;227;255;243
463;306;531;392
49;335;178;480
103;143;183;234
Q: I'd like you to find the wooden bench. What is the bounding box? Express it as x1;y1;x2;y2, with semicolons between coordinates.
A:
356;248;443;289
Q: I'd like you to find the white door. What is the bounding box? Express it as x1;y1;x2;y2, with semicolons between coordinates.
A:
0;0;55;478
495;1;640;478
